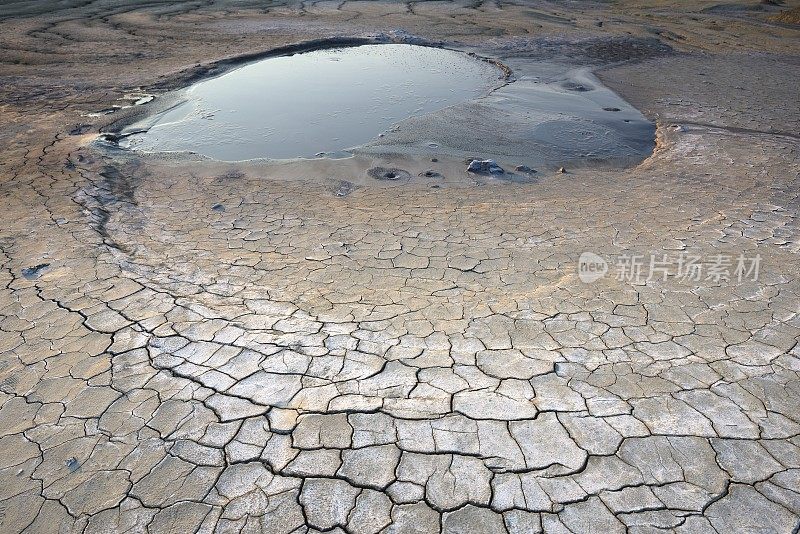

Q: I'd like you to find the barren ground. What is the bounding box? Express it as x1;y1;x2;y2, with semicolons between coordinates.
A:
1;1;799;533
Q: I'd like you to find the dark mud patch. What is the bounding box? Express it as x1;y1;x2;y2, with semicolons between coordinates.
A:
21;263;49;280
69;124;93;135
368;167;411;181
703;2;783;14
215;170;245;181
97;165;138;206
575;37;675;63
74;163;141;253
500;37;673;64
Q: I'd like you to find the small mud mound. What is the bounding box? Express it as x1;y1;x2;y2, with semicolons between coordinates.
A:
367;167;411;181
332;180;359;197
562;81;593;92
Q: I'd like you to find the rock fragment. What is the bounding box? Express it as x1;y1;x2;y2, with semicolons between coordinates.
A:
467;159;504;174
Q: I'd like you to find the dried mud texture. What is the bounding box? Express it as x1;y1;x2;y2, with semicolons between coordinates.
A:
1;1;799;533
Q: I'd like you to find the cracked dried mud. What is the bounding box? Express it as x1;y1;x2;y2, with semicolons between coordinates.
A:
0;1;799;533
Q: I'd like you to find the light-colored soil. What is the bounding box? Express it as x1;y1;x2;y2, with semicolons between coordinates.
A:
1;1;799;533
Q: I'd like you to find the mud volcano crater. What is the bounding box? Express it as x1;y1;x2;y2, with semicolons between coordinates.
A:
107;39;656;169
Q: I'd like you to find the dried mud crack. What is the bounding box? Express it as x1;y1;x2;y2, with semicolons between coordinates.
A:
0;1;799;533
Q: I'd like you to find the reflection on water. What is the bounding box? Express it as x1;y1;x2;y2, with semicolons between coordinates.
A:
123;44;503;161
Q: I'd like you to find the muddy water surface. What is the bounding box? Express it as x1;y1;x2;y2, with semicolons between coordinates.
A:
121;44;504;160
